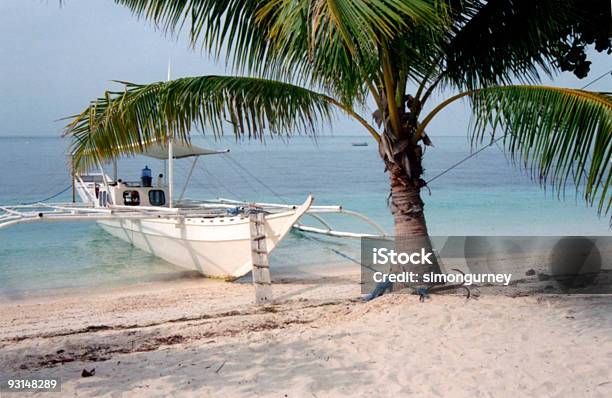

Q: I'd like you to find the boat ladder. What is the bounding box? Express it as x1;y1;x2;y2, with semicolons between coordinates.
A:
249;211;273;305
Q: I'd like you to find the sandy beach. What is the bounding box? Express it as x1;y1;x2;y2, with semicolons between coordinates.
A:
1;266;611;398
0;0;610;397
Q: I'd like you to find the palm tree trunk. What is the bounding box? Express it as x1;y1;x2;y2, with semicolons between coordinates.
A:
389;162;428;236
381;132;441;290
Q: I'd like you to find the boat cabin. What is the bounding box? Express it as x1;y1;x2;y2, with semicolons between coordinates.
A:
76;174;168;208
74;142;229;209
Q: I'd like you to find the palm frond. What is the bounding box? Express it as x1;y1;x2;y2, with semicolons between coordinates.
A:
114;0;444;108
440;0;581;90
64;75;338;170
471;85;612;214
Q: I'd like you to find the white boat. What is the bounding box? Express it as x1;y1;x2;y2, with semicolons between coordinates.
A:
0;140;386;280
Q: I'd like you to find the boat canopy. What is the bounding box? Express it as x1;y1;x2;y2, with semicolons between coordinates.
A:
72;140;229;161
141;143;229;159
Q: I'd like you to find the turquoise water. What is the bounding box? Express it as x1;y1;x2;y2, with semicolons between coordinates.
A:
0;135;609;297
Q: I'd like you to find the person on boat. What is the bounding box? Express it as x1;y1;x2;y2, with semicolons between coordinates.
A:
141;166;152;187
157;173;164;188
117;179;126;187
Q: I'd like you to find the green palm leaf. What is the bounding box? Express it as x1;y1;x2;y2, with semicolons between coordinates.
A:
471;86;612;214
114;0;444;106
64;76;340;170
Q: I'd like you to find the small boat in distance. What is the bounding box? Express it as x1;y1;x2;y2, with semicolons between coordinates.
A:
351;142;368;147
0;140;386;280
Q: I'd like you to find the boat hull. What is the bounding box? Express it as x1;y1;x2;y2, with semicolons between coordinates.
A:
97;198;312;279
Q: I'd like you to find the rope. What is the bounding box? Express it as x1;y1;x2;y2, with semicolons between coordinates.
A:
579;68;612;90
200;163;245;200
20;184;72;205
220;137;299;181
329;248;381;273
426;136;505;185
218;154;263;196
222;153;289;204
424;70;609;186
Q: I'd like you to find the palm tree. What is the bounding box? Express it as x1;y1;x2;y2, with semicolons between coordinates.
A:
65;0;611;278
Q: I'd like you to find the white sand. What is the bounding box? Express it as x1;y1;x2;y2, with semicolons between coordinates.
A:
1;270;611;397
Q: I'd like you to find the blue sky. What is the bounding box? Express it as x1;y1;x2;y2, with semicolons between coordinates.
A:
0;0;609;137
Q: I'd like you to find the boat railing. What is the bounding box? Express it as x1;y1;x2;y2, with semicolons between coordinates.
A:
109;204;180;213
0;202;174;229
0;201;246;229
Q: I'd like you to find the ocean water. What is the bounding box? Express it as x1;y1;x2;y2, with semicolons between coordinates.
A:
0;135;609;297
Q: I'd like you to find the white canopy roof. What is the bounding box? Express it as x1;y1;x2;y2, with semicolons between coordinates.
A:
141;143;229;159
